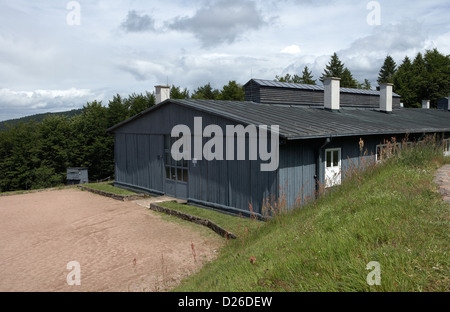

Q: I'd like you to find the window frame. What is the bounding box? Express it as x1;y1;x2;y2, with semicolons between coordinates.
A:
324;148;342;188
164;135;189;183
376;143;402;162
325;148;341;169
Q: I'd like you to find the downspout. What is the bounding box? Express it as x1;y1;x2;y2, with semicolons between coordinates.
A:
315;137;332;197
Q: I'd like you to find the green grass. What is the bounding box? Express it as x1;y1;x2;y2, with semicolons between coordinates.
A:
159;201;262;237
174;139;450;292
83;182;138;196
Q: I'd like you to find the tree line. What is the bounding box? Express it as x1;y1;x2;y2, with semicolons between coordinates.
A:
276;48;449;108
0;81;246;192
380;49;449;107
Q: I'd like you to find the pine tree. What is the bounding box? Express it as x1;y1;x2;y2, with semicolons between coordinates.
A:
300;66;316;85
377;56;397;85
275;73;302;83
341;68;358;88
170;85;190;99
411;53;428;107
191;83;220;100
358;79;372;90
320;52;344;82
393;56;415;107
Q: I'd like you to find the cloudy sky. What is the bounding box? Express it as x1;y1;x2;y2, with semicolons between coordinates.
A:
0;0;449;121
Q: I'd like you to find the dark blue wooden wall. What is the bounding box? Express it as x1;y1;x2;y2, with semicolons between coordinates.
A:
113;103;278;216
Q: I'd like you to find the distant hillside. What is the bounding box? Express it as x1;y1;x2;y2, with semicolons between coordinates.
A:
0;109;83;130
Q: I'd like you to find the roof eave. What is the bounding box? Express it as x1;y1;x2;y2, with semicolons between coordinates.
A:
106;100;172;133
106;99;290;139
285;128;450;141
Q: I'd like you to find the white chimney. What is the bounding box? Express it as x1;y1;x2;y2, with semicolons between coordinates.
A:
422;100;430;109
155;85;170;104
379;83;393;113
324;77;340;111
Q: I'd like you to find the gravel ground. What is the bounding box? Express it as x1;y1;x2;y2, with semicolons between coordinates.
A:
0;188;223;292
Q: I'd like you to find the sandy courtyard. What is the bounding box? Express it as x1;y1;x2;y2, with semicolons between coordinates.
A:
0;189;223;292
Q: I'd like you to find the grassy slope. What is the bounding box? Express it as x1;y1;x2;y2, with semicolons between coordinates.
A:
175;144;449;292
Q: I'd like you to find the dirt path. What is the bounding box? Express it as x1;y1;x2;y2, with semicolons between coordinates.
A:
0;189;223;292
434;164;450;203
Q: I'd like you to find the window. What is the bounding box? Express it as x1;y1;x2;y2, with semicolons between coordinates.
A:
376;143;401;162
444;139;450;157
333;150;339;167
402;142;413;149
326;150;332;168
164;135;189;182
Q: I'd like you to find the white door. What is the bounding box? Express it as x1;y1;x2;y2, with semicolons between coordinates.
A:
325;148;341;188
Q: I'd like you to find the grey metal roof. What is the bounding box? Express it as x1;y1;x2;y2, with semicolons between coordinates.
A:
107;99;450;140
175;99;450;139
247;78;401;97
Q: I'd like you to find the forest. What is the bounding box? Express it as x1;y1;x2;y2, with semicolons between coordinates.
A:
0;49;448;192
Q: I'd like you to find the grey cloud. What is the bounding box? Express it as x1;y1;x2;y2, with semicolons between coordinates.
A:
167;0;267;47
121;10;156;33
343;20;427;55
279;20;431;87
338;20;429;83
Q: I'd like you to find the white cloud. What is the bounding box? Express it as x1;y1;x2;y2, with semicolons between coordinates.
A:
281;45;302;55
0;88;96;121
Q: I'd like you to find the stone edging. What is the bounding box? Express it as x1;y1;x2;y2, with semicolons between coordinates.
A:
77;185;145;201
149;203;237;240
